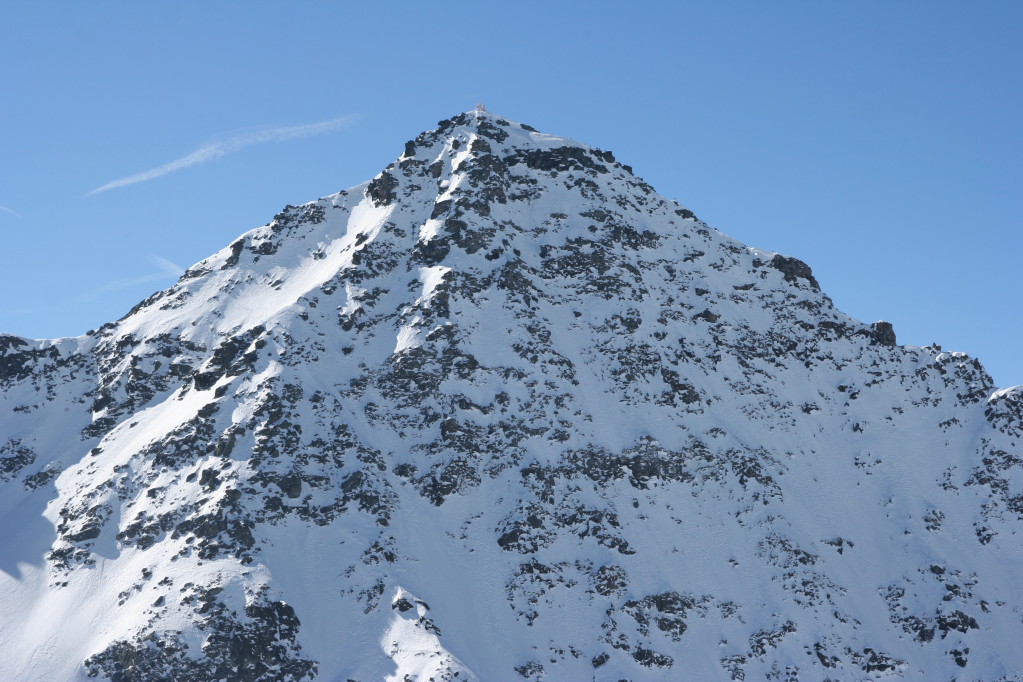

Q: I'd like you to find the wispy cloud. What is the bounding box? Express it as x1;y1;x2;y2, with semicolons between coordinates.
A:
151;256;185;277
89;115;359;194
0;205;21;218
77;256;188;301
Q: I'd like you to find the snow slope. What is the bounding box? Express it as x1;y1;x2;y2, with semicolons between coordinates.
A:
1;110;1021;681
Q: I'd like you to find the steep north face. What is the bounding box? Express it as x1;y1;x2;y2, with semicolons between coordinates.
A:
1;110;1021;681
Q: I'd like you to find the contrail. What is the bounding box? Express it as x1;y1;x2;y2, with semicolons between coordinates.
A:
151;256;185;277
78;256;188;301
0;205;21;218
89;115;359;194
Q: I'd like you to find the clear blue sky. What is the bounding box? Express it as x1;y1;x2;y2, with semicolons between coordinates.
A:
2;2;1021;387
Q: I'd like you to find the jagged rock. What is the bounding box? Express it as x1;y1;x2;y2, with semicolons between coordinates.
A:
871;320;898;346
769;253;820;290
366;171;399;206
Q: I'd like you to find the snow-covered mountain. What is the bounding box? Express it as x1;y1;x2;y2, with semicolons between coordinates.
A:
1;110;1021;681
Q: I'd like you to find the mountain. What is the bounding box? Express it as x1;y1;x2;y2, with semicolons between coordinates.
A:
1;109;1021;681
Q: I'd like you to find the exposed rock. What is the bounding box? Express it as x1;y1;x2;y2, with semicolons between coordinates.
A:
769;253;820;290
367;171;399;206
871;320;897;346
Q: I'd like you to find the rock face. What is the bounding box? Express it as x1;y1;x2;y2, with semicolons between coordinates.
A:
1;110;1021;681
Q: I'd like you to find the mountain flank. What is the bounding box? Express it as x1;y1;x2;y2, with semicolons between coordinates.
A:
1;110;1021;681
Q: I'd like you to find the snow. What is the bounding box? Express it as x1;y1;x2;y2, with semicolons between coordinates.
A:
0;109;1020;681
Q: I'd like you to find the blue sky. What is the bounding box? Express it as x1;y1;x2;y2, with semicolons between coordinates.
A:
2;2;1021;387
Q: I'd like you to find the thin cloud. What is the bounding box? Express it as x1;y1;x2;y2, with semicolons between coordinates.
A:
87;272;173;297
0;205;21;218
89;115;359;194
77;256;187;301
151;256;185;277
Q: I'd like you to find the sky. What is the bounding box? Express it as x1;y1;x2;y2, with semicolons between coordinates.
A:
1;2;1020;387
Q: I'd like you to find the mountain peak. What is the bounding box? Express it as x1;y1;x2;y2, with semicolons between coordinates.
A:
398;109;613;171
1;111;1020;682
